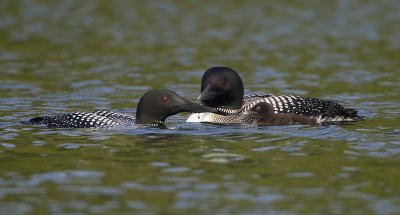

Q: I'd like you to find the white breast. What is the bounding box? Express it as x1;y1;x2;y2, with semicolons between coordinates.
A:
186;112;219;123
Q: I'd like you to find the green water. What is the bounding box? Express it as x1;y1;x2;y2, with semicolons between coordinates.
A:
1;1;399;214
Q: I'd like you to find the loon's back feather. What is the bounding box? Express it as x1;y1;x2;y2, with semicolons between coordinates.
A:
90;110;136;122
28;111;135;128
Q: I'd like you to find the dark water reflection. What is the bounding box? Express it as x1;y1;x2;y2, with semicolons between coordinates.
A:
1;0;400;214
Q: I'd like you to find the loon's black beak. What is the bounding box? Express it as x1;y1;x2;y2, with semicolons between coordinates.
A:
197;84;217;102
177;98;217;113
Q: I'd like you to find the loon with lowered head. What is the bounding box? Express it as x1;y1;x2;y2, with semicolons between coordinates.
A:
187;67;362;125
26;90;217;128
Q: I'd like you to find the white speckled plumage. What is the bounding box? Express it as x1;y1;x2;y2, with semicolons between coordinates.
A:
34;111;136;128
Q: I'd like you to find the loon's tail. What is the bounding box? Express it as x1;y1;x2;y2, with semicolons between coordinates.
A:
21;116;49;125
344;108;363;121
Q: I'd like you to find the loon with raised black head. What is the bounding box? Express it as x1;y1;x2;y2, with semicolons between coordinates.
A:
26;90;217;128
186;67;362;125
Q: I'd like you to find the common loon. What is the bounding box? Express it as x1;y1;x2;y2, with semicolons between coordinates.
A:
187;67;362;125
27;90;217;128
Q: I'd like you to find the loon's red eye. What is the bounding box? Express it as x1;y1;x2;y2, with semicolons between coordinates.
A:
161;96;169;103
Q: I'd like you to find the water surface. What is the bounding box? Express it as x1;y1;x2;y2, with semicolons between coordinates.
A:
1;1;399;214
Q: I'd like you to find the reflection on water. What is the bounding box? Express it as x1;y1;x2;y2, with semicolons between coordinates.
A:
1;0;400;214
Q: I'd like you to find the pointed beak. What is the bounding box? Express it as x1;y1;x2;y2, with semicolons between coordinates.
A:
197;84;217;101
178;98;217;113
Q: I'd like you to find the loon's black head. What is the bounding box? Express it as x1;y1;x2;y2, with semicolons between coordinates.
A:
136;90;217;125
197;67;244;109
